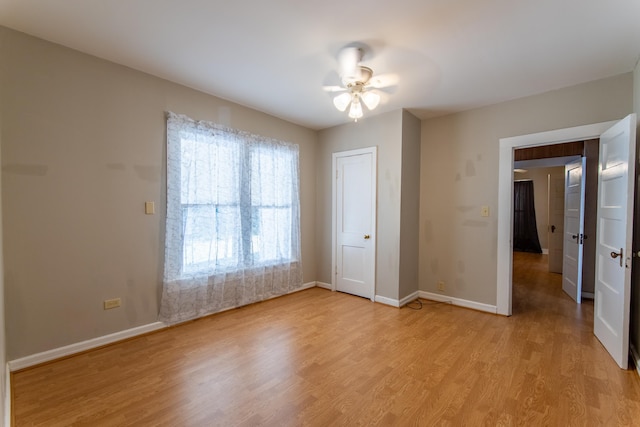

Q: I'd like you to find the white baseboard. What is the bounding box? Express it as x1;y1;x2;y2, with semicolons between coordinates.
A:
631;343;640;378
399;291;419;307
315;281;332;290
542;248;549;254
374;295;399;307
581;292;595;299
418;291;498;314
8;322;167;372
296;282;317;292
374;292;420;308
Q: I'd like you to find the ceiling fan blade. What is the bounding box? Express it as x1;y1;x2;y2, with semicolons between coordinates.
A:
367;73;399;89
373;89;391;105
322;85;347;93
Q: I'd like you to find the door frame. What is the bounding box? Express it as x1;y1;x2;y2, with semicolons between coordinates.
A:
331;146;377;300
561;157;587;303
497;120;617;315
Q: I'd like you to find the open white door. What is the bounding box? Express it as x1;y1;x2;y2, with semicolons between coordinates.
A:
548;175;565;274
333;148;376;300
594;114;636;369
562;158;586;303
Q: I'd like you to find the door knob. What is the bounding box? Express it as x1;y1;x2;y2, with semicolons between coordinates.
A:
572;234;578;240
551;225;556;233
610;248;623;267
364;234;370;240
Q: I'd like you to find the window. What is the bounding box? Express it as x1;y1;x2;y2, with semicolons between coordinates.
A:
179;136;297;275
160;112;302;324
167;114;300;278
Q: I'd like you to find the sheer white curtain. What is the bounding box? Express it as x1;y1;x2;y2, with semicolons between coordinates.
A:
159;112;302;324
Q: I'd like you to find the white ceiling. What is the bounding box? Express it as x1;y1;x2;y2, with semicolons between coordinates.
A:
1;0;639;130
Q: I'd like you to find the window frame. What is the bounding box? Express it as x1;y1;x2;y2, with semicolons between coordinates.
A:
169;116;300;279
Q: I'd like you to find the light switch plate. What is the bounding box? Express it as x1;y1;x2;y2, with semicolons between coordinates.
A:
481;206;490;217
145;201;155;215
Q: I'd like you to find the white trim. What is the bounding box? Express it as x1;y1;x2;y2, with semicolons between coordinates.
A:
497;120;617;316
374;295;399;307
377;291;497;313
296;282;317;292
332;146;378;300
542;248;549;255
581;292;595;299
399;291;420;307
372;291;420;308
331;148;337;293
315;281;332;290
419;291;498;314
3;364;9;427
631;343;640;378
8;322;166;372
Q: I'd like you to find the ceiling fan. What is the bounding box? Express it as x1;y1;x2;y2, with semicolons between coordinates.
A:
325;46;387;121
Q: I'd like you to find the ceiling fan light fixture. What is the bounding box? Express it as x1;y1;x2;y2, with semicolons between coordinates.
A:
348;98;363;120
330;45;390;121
333;92;352;112
361;91;380;110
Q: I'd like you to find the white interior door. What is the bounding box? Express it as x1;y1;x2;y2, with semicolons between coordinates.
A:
594;114;636;369
548;175;565;274
333;148;376;300
562;158;586;303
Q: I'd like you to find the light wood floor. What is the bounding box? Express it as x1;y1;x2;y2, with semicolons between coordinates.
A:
12;253;640;426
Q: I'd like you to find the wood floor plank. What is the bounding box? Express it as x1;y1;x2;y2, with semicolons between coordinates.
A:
11;252;640;425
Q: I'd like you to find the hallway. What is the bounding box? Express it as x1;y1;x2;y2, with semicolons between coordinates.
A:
512;251;592;317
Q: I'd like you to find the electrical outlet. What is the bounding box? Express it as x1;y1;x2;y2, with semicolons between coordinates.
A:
104;298;121;310
437;281;445;291
481;206;490;217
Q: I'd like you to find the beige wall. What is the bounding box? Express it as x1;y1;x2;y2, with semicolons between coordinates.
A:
0;27;317;359
632;60;640;357
398;111;421;300
317;110;404;299
420;73;633;305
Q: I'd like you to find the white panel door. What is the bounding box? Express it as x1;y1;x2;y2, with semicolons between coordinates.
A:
334;149;376;300
548;175;565;274
594;114;636;369
562;159;585;303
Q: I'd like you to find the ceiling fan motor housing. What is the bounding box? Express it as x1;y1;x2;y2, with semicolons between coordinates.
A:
342;66;373;86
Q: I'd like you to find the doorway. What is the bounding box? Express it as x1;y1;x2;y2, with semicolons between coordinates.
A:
511;158;594;308
513;141;601;305
496;120;617;316
498;115;637;369
331;147;377;300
